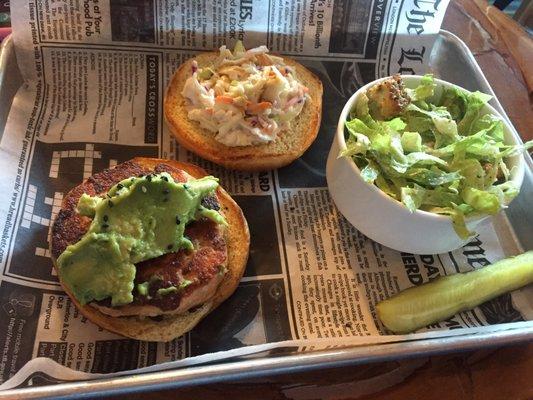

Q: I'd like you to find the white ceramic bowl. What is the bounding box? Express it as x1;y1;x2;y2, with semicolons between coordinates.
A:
326;75;525;254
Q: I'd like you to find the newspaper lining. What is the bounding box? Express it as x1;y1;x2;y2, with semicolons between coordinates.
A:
0;0;530;389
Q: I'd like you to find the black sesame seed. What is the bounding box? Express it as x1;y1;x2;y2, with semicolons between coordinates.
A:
162;176;169;182
102;223;109;229
117;183;123;189
130;178;135;182
108;200;113;207
167;244;173;250
183;184;189;190
176;216;181;225
103;215;108;222
146;175;152;181
138;173;144;178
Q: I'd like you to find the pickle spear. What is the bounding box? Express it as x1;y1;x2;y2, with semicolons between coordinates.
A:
376;251;533;334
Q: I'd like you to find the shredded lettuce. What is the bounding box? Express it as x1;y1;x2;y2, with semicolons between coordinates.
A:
360;161;380;184
401;131;422;152
406;74;436;101
342;74;532;239
457;91;492;135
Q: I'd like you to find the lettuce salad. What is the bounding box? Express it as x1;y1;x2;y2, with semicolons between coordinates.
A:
341;75;532;239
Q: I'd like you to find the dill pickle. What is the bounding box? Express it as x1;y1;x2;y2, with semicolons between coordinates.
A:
376;251;533;333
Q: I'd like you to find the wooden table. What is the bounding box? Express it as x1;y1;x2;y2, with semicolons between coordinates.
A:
114;1;533;399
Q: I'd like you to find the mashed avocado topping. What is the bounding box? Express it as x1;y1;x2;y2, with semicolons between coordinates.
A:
57;173;226;307
135;276;192;300
181;41;309;147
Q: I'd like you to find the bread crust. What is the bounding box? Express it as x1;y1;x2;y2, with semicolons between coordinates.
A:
164;52;323;171
50;157;250;342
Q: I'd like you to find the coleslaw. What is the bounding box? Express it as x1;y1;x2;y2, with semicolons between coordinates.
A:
181;41;309;147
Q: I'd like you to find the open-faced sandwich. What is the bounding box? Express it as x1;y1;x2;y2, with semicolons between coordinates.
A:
164;42;323;171
50;158;250;342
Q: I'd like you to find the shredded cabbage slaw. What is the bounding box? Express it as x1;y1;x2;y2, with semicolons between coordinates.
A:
341;75;533;239
181;41;309;147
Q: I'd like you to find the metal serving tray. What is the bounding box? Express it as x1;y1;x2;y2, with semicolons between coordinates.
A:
1;30;532;398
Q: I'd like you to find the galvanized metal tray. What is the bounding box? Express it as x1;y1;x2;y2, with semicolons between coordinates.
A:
1;30;532;398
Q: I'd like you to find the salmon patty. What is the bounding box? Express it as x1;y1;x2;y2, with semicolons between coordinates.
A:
51;160;228;318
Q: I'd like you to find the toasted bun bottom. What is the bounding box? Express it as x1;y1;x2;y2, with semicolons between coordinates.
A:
164;52;323;171
51;158;250;342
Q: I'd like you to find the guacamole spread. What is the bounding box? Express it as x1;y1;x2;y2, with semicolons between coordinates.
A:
56;172;226;306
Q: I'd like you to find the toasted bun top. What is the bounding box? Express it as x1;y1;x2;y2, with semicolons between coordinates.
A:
164;52;323;171
50;158;250;341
